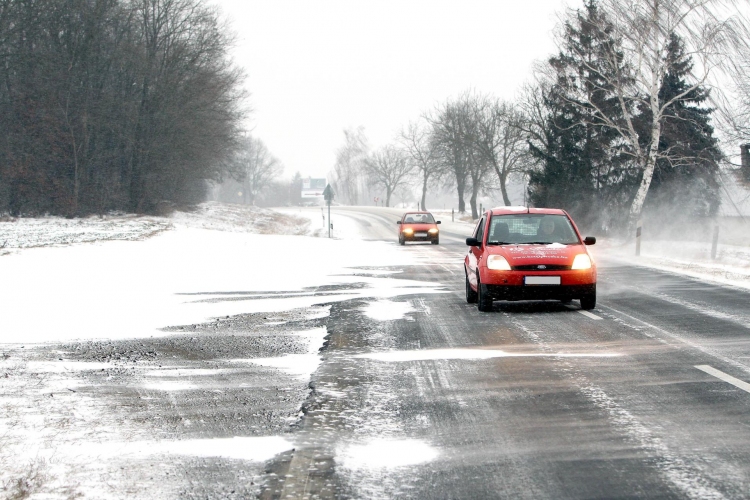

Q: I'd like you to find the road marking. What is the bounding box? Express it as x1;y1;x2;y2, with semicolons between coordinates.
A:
695;365;750;394
577;310;603;320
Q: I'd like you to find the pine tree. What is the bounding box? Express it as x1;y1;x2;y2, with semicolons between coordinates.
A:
528;0;633;231
639;34;722;219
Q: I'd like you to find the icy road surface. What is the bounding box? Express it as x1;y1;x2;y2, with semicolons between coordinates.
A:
3;205;750;499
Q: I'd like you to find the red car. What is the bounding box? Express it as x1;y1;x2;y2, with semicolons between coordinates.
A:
464;207;597;311
397;212;441;245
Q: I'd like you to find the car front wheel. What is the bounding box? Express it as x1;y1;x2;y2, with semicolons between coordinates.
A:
466;273;477;304
477;276;493;312
431;238;439;245
399;234;405;245
580;293;596;310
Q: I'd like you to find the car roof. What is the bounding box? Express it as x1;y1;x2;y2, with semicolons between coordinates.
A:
402;211;433;216
488;206;566;216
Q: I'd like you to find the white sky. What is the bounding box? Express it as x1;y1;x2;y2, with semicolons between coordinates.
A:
209;0;575;179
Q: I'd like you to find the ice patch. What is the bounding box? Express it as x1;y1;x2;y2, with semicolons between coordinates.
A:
338;439;438;469
362;299;415;321
356;348;621;362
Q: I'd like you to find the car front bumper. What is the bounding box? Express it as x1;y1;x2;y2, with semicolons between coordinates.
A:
403;233;438;241
483;283;596;301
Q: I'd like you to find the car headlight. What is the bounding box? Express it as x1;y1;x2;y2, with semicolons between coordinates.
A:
403;228;413;234
487;255;511;271
571;254;592;270
428;228;438;234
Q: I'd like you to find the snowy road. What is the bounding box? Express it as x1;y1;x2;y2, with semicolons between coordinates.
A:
264;207;750;499
4;206;750;498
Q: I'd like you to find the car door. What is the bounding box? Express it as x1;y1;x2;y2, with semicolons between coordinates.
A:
466;216;486;287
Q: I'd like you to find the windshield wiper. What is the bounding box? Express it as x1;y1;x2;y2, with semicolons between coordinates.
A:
487;241;511;245
525;241;554;245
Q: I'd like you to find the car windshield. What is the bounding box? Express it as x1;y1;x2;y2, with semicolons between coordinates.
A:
404;213;435;224
486;214;580;245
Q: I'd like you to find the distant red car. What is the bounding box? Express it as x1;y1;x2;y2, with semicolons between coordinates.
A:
464;207;597;311
397;212;441;245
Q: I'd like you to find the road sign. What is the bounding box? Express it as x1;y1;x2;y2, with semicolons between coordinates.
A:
323;184;334;204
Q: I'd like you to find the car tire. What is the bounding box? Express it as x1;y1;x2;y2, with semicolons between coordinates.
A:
466;273;477;304
431;238;439;245
580;293;596;310
477;277;493;312
560;299;573;305
399;234;405;245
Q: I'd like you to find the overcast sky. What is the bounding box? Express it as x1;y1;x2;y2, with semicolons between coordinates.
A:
210;0;575;180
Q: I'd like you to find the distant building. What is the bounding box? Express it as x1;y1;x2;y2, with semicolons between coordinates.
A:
301;178;327;205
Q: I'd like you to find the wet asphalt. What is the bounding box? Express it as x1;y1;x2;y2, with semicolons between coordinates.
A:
6;207;750;499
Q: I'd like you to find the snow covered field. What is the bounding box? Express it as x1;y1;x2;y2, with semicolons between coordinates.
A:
0;203;444;345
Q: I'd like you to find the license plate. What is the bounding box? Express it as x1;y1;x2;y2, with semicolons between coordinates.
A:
525;276;561;285
415;232;428;237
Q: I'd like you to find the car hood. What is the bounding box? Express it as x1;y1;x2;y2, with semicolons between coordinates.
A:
493;243;586;267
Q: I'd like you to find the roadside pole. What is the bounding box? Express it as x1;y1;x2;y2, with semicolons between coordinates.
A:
635;219;642;256
711;224;720;259
323;184;334;238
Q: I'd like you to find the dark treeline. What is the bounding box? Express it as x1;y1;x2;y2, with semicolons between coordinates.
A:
0;0;245;216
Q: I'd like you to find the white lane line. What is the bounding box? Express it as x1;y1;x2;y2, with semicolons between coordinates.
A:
695;365;750;394
577;310;603;320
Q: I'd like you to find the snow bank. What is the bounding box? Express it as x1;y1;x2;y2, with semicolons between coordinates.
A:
0;225;443;345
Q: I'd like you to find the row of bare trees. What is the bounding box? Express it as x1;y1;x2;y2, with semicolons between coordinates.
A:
0;0;246;216
329;95;529;218
331;0;748;234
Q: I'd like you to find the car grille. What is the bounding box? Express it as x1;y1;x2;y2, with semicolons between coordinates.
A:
512;264;571;271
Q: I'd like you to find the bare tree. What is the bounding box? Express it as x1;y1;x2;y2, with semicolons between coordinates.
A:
399;120;441;211
472;96;530;206
365;145;413;207
233;136;282;205
331;127;368;205
429;96;472;214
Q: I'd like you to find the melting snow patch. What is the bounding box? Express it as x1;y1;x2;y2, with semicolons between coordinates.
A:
231;354;322;380
25;361;113;373
338;439;438;469
66;436;294;462
297;327;328;354
356;348;621;362
160;436;293;461
143;381;199;391
144;368;239;377
229;327;326;380
362;299;415;321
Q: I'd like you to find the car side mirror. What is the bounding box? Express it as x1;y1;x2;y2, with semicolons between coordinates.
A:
466;237;480;246
396;221;402;225
584;236;596;245
436;221;441;224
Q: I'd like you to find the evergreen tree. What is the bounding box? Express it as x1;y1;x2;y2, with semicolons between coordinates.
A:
528;0;634;231
639;34;722;219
